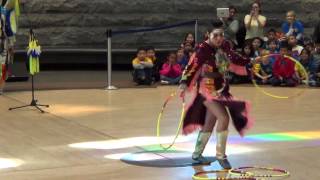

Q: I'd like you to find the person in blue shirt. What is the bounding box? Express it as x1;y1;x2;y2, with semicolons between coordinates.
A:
176;47;189;70
282;11;304;44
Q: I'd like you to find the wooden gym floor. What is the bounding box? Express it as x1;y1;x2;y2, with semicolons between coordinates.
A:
0;85;319;180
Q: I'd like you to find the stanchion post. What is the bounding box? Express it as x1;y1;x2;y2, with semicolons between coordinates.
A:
106;29;118;90
194;19;198;44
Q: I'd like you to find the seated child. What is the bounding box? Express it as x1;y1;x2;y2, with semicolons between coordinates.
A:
264;29;278;46
252;37;265;58
288;35;304;58
132;47;154;85
146;46;161;82
176;47;189;70
228;41;252;84
266;39;280;64
282;10;304;43
160;52;182;85
271;41;298;87
296;49;319;86
253;55;273;84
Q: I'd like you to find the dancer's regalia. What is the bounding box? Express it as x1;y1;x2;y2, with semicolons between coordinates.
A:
180;39;254;166
0;0;20;89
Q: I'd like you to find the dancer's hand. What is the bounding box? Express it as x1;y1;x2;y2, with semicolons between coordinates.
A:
178;83;187;97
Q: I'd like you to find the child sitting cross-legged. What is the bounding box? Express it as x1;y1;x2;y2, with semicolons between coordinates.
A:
132;47;154;85
271;41;298;87
253;54;273;84
159;52;182;85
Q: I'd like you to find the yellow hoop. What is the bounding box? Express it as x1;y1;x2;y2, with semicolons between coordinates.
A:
252;54;308;99
156;91;186;150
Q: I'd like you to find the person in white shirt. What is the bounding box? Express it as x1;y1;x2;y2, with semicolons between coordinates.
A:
244;1;267;40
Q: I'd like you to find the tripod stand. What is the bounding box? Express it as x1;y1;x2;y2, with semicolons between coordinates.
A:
8;29;49;113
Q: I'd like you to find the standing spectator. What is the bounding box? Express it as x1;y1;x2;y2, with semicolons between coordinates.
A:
160;52;182;85
288;35;304;58
244;1;267;40
132;47;154;85
220;6;240;47
282;10;304;43
271;42;298;87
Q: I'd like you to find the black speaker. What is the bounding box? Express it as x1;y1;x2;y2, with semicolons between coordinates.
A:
6;61;29;82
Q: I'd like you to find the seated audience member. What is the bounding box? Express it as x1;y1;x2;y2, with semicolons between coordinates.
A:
188;49;195;59
296;49;319;86
313;43;320;64
203;29;211;41
252;37;265;58
288;35;304;58
159;52;182;85
146;46;161;82
184;41;194;54
132;47;154;85
265;39;280;64
181;32;195;48
253;54;273;84
282;10;304;43
314;43;320;84
304;39;320;66
264;28;277;44
271;41;298;87
176;47;188;70
303;38;315;53
182;42;194;63
228;41;252;84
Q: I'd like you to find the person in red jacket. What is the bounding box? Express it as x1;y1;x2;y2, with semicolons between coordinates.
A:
159;52;182;85
271;41;298;87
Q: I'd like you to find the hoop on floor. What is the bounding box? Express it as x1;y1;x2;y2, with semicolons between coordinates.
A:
156;91;185;151
192;169;254;180
229;166;290;178
252;54;308;99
